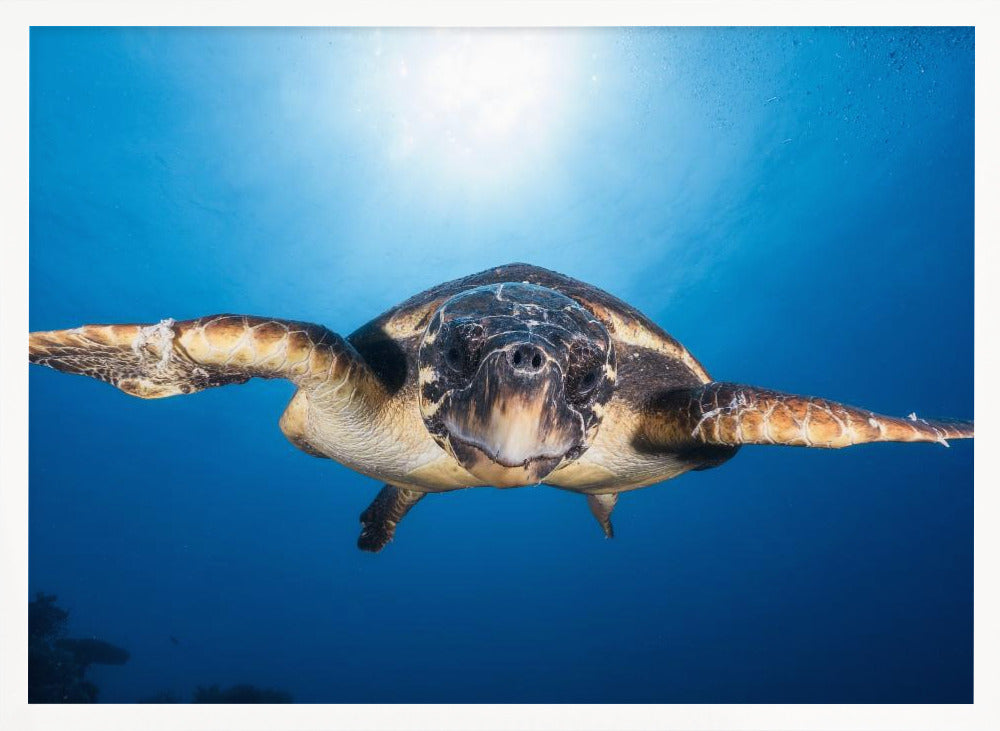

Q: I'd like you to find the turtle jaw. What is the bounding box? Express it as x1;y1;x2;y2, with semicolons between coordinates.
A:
428;351;587;487
447;437;564;488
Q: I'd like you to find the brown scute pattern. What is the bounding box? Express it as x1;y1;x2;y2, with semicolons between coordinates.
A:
357;484;425;552
653;382;974;448
28;315;357;399
361;263;712;382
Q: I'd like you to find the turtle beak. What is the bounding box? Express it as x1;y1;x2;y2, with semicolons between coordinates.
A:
442;343;583;487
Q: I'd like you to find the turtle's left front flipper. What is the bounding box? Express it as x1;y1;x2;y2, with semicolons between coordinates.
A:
644;382;973;449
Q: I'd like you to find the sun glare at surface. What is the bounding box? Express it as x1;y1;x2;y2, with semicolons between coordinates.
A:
420;35;546;139
364;30;584;181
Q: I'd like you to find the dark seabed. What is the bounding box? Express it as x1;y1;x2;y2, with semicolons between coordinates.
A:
29;27;973;703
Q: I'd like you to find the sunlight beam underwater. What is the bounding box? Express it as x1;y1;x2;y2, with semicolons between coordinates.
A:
370;30;577;181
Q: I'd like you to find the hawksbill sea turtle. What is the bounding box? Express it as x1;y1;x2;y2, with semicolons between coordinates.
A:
28;263;973;551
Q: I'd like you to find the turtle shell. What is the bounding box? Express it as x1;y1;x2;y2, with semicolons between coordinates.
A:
347;263;712;401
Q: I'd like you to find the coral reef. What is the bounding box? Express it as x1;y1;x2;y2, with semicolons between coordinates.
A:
28;592;130;703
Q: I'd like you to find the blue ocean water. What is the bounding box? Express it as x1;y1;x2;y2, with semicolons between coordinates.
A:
29;27;973;703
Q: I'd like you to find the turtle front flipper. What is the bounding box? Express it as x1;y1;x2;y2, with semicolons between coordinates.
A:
29;315;391;464
29;315;380;400
358;485;425;553
644;382;973;449
28;315;377;398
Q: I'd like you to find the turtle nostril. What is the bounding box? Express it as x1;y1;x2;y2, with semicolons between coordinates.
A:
509;345;545;373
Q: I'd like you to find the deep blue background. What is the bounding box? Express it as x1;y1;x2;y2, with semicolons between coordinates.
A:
29;28;973;703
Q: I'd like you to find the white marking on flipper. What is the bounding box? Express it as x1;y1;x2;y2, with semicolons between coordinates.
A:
868;414;887;440
905;410;949;444
762;400;777;444
691;404;723;438
132;318;176;374
825;402;848;447
690;390;748;439
801;400;814;447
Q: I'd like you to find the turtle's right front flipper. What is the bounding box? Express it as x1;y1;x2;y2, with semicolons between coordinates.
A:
29;315;380;400
29;315;389;463
358;485;425;553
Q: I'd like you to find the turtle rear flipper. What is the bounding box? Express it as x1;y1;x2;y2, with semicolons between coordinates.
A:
586;493;618;538
645;382;973;449
358;485;425;553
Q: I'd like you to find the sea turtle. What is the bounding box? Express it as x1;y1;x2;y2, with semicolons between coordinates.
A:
29;263;973;552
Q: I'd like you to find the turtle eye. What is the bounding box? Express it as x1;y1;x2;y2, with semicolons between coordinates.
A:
566;358;605;405
443;324;484;375
445;342;466;372
577;365;602;394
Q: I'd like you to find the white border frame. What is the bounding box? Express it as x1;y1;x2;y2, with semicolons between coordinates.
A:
1;2;995;730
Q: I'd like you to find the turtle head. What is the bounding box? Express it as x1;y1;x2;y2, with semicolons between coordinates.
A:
418;283;616;487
